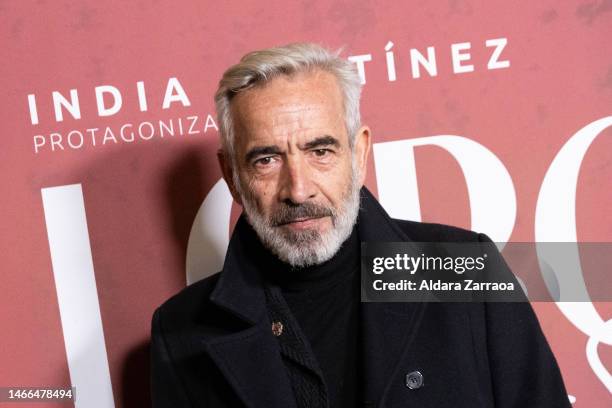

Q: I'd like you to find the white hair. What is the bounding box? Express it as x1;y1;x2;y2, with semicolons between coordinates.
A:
214;42;363;162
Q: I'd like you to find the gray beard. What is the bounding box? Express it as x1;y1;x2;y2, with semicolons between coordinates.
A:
234;162;361;267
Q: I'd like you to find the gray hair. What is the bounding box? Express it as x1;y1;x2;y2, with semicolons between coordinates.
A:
214;43;363;162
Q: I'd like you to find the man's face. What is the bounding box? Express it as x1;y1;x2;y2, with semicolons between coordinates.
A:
221;69;370;267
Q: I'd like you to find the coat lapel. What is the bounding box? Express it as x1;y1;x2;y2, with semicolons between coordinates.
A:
203;217;298;408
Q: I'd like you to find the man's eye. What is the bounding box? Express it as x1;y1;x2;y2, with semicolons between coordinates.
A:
254;156;275;166
313;149;331;157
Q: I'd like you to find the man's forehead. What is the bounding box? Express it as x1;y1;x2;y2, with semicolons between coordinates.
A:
244;103;340;131
231;70;346;148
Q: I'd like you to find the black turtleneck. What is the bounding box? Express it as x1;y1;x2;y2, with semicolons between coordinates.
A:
262;226;361;408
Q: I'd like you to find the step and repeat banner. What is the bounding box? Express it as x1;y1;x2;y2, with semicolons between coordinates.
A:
1;1;611;407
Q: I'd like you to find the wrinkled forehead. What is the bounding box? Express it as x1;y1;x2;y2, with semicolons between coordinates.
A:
230;70;347;147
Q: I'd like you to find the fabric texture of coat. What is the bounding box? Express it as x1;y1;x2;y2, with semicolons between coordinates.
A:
150;187;570;407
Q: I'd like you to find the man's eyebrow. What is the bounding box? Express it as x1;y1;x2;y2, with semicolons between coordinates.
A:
244;136;340;162
302;135;340;150
245;145;282;162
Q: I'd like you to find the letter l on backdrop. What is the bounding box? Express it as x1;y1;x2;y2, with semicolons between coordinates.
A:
41;184;115;408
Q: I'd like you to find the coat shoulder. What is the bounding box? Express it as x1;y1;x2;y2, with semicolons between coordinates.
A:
153;273;243;334
156;272;219;314
391;218;485;242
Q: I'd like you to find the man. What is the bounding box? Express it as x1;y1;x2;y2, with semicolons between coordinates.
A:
151;43;570;407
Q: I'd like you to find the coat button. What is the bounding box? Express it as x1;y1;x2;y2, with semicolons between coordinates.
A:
405;371;424;390
271;321;284;336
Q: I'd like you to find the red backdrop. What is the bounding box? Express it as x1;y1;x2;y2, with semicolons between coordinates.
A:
1;1;611;407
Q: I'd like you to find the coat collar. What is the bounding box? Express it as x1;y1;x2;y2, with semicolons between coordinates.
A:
205;186;427;407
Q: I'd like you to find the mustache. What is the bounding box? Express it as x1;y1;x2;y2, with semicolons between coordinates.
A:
271;202;335;226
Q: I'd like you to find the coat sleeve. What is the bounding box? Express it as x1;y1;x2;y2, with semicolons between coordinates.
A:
150;308;192;408
478;233;571;408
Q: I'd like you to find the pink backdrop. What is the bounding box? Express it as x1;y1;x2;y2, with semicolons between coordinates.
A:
1;1;611;407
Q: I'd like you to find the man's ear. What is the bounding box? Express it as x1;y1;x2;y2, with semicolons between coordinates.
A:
353;125;371;186
217;149;243;205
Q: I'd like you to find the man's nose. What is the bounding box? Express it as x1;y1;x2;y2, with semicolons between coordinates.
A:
279;155;317;204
